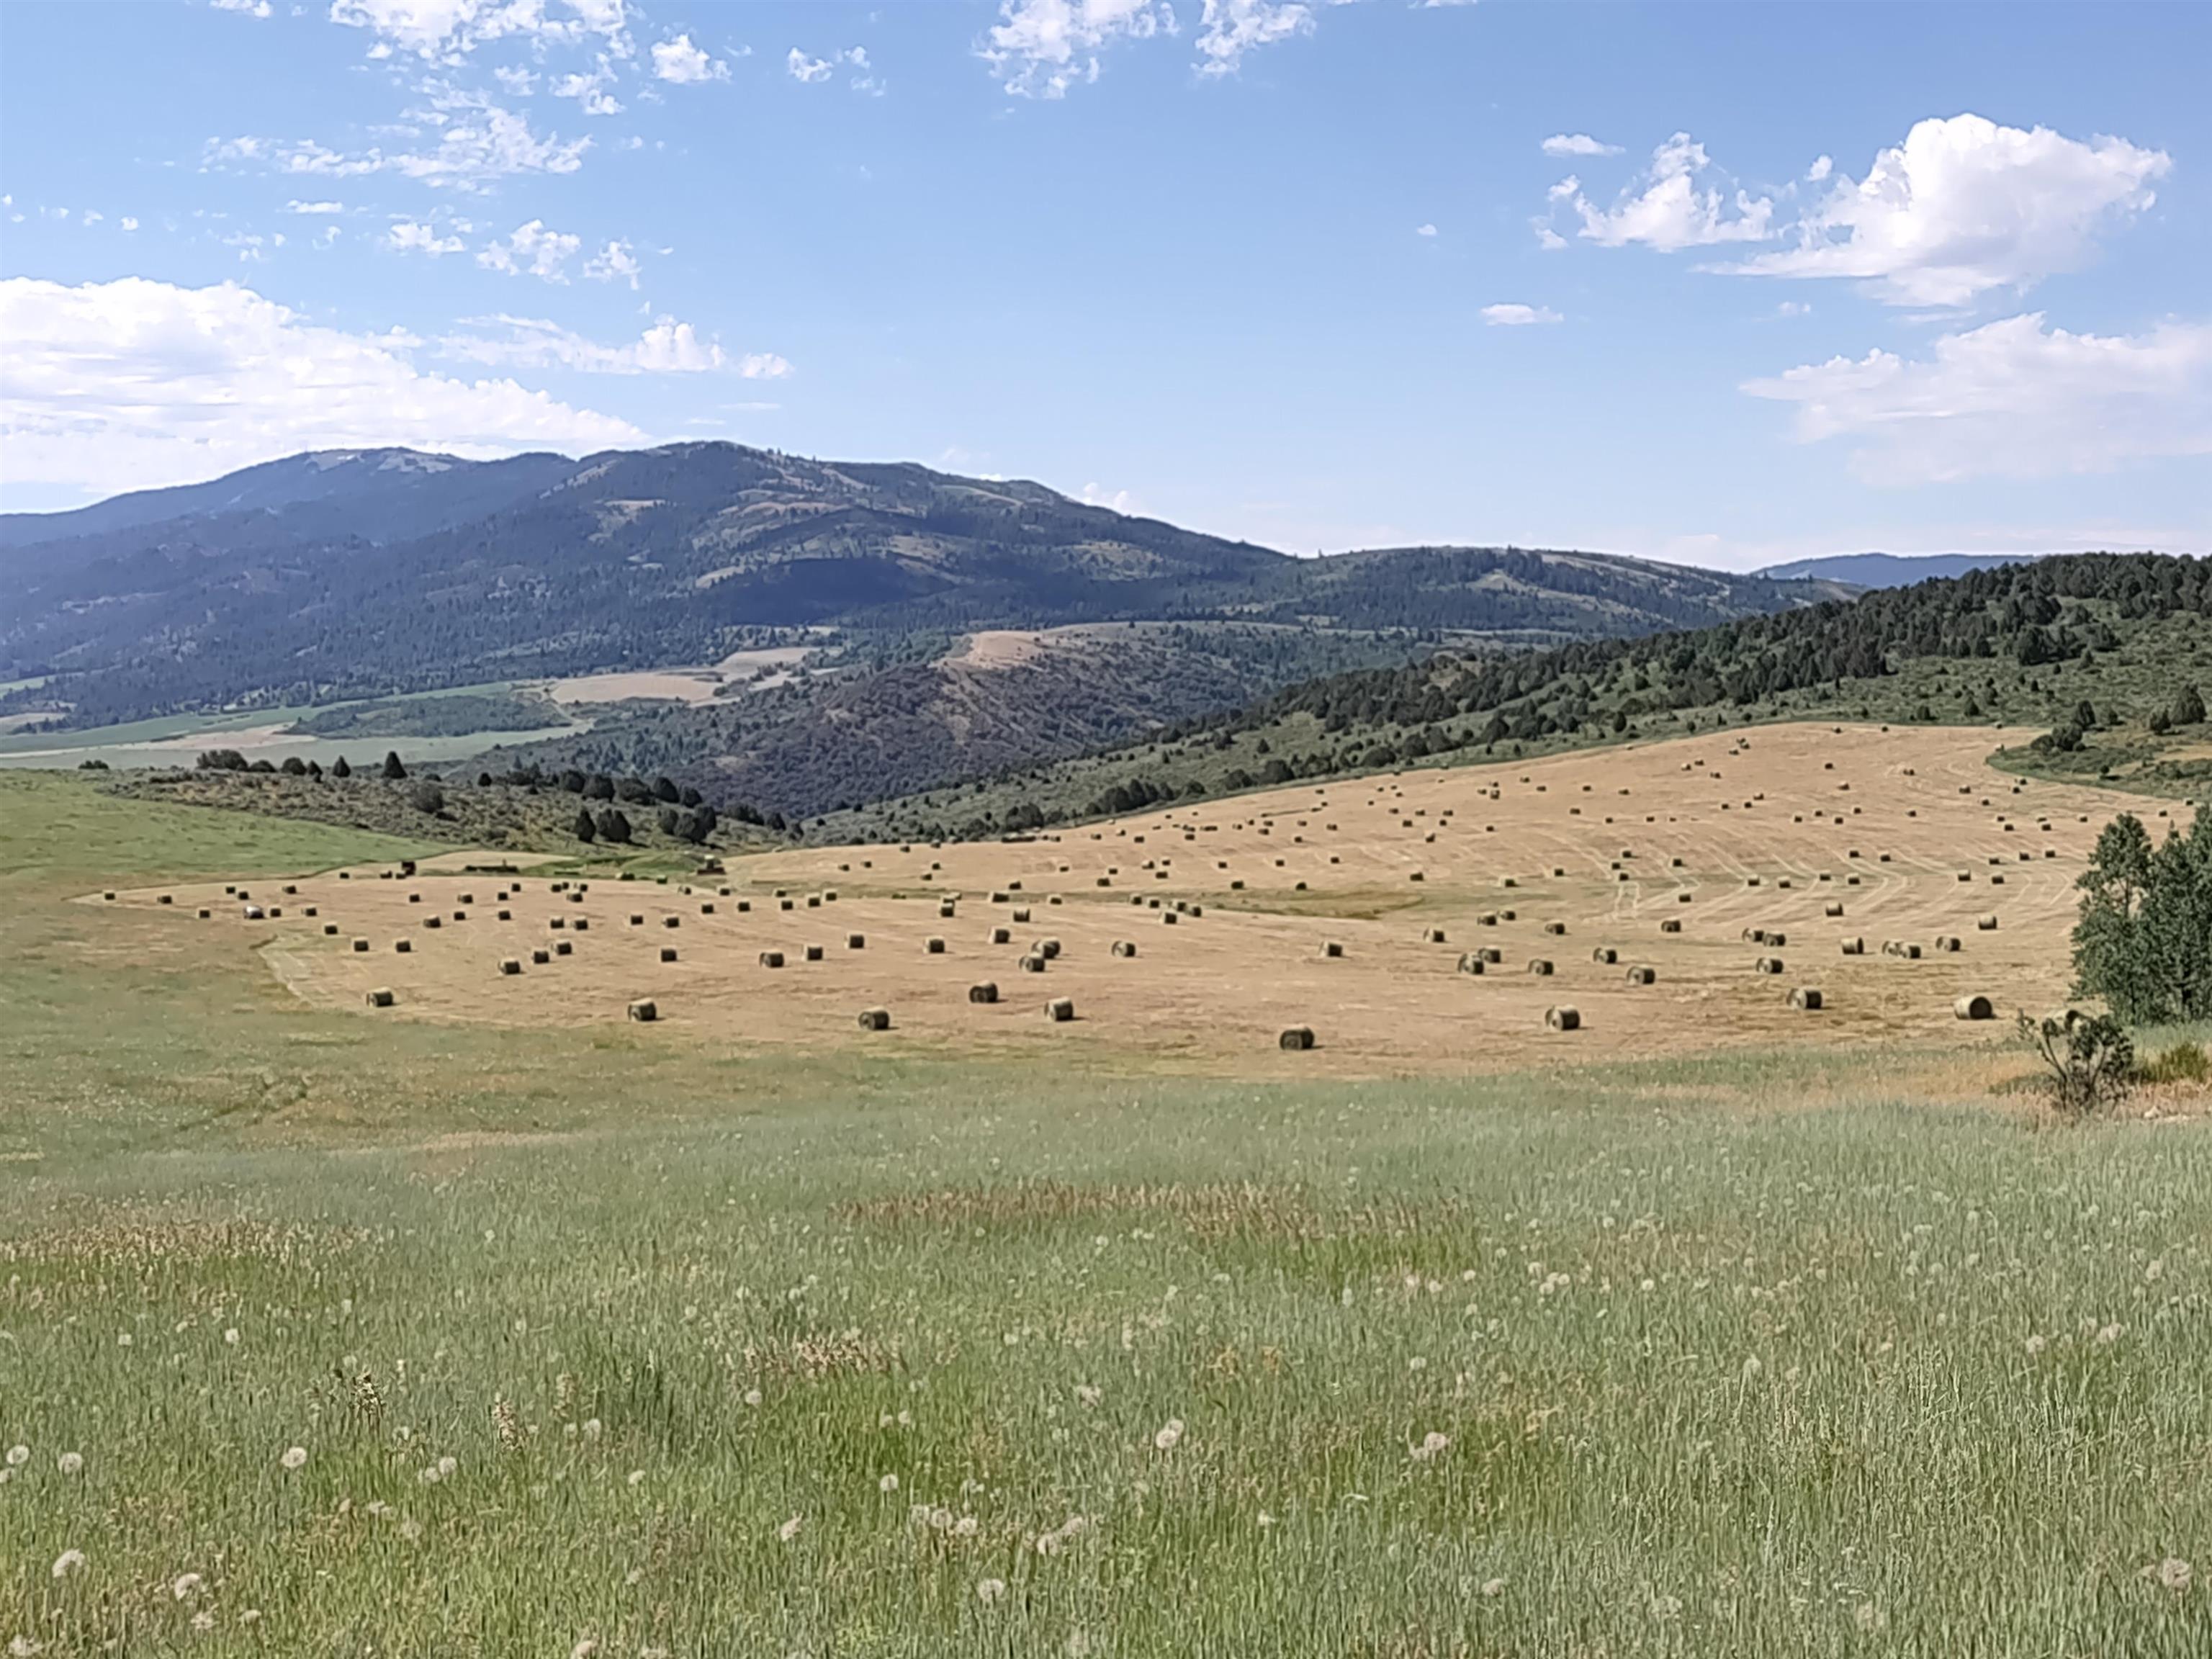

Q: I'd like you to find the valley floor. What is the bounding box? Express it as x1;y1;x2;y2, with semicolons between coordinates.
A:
1;745;2207;1657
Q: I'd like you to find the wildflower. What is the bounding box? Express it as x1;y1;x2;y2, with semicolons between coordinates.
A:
977;1578;1007;1605
279;1446;308;1471
1074;1385;1102;1408
2025;1334;2048;1357
1740;1357;1763;1381
437;1455;456;1478
2154;1557;2193;1593
9;1636;42;1656
172;1573;204;1601
742;1389;763;1408
1854;1602;1884;1632
879;1473;899;1493
2146;1260;2164;1282
238;1612;258;1626
189;1612;215;1633
777;1515;803;1543
953;1515;979;1537
1650;1593;1683;1621
1481;1577;1507;1597
570;1641;598;1659
1408;1431;1450;1462
4;1447;26;1467
491;1396;522;1452
2097;1322;2125;1346
626;1470;645;1488
580;1418;602;1441
56;1452;84;1476
117;1334;132;1348
1153;1419;1184;1452
1256;1511;1275;1528
51;1550;86;1581
223;1329;239;1346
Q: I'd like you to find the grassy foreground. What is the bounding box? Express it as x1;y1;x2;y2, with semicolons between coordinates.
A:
2;775;2207;1657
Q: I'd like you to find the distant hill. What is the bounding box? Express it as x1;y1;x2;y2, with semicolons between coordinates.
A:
0;444;1834;758
1755;552;2034;588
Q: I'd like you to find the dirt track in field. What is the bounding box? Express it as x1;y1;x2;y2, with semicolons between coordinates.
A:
100;724;2198;1078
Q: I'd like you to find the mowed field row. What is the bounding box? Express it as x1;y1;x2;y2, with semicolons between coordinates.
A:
101;724;2193;1074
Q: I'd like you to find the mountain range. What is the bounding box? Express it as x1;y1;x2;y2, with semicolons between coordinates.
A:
3;443;1851;811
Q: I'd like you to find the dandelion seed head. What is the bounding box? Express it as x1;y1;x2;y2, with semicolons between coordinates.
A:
56;1452;83;1476
4;1447;27;1467
777;1514;803;1543
50;1550;86;1581
223;1328;240;1345
879;1473;899;1493
1153;1418;1184;1452
171;1573;203;1601
976;1578;1006;1606
1409;1431;1451;1462
2025;1334;2048;1356
626;1469;645;1487
580;1419;603;1441
1481;1577;1507;1597
279;1446;307;1471
189;1612;215;1633
2156;1557;2193;1593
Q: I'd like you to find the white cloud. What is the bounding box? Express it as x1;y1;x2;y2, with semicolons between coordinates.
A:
441;313;790;377
1541;133;1621;158
1741;312;2212;485
1414;222;1437;238
552;58;624;117
0;276;643;502
494;64;539;94
120;217;140;232
1480;303;1563;326
583;238;640;288
1533;222;1567;251
1776;300;1811;318
326;0;630;61
980;0;1170;98
387;220;464;255
211;0;273;17
210;91;591;191
1718;114;2170;307
652;32;728;84
1195;0;1316;78
786;47;833;84
1558;132;1773;251
1805;154;1832;183
477;218;582;280
1079;481;1134;513
787;45;871;87
287;199;346;214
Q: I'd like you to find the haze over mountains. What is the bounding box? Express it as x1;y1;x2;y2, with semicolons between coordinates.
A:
1755;552;2036;588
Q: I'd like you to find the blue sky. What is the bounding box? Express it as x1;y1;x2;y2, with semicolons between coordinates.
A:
1;0;2205;570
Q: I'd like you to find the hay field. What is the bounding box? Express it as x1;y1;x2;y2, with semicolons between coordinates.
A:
107;724;2194;1076
4;759;2211;1656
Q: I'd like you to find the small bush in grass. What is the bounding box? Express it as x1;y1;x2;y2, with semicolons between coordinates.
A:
2134;1041;2211;1087
2018;1009;2134;1119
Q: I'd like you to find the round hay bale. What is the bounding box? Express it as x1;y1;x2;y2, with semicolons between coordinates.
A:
365;988;395;1009
663;916;680;930
759;950;785;968
531;948;550;965
1162;912;1179;925
1755;956;1784;974
990;926;1012;945
1789;987;1824;1010
551;917;567;930
627;999;657;1023
1954;994;1995;1021
660;946;678;963
423;916;441;930
304;906;318;918
857;1007;891;1032
1020;953;1048;973
1038;938;1061;960
1528;958;1555;976
1591;946;1618;965
323;923;338;937
243;905;266;921
500;958;522;975
1480;948;1502;964
779;899;795;912
572;919;589;932
1324;940;1344;958
158;894;172;905
1542;921;1567;936
927;937;947;954
1111;940;1137;958
394;940;412;954
1977;914;1998;930
847;932;866;950
939;902;957;920
701;902;715;914
352;938;369;952
1936;935;1962;951
1457;953;1485;976
804;944;824;963
1545;1005;1581;1031
1824;902;1844;917
1765;932;1788;948
1012;907;1033;923
1423;927;1447;944
968;981;999;1004
1625;965;1655;985
1046;997;1076;1022
1278;1025;1316;1051
197;909;212;920
498;909;512;921
1840;937;1865;955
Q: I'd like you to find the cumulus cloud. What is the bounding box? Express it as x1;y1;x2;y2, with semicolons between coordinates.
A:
0;276;643;502
652;32;727;83
1541;132;1621;158
477;219;582;280
387;220;464;255
1741;312;2212;485
287;199;346;214
786;47;834;84
552;59;624;117
1481;302;1563;326
1557;132;1774;251
326;0;629;61
210;0;272;17
209;90;591;191
1414;222;1437;238
979;0;1171;97
1718;114;2170;307
441;313;791;377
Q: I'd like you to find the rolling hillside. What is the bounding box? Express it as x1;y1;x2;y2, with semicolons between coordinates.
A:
1;443;1835;735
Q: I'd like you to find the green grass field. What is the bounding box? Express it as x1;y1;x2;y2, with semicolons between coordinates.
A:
2;772;2207;1656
